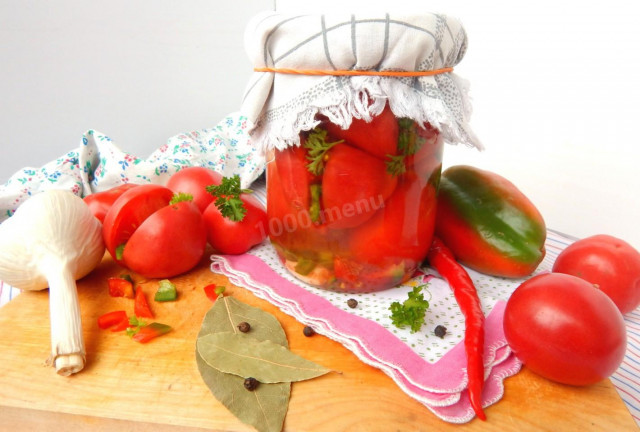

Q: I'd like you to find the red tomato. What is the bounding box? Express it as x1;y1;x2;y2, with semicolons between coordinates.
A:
503;273;627;386
348;172;437;267
123;201;207;278
320;103;399;160
102;184;174;259
84;183;139;223
103;184;207;278
274;143;316;211
321;143;397;229
552;234;640;314
165;166;222;213
202;193;268;255
265;162;339;254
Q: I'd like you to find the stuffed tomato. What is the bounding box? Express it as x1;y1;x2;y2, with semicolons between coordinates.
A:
266;104;443;292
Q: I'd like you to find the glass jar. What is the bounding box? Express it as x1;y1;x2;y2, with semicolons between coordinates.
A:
266;103;443;293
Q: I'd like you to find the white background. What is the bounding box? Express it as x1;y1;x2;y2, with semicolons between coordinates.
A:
2;1;639;250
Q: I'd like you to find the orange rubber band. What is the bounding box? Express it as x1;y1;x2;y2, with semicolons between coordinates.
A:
253;66;453;77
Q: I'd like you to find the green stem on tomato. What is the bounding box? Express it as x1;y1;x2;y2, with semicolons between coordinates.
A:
426;237;486;421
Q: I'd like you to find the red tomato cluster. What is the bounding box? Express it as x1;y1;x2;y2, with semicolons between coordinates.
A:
268;105;444;292
84;167;268;278
504;234;640;386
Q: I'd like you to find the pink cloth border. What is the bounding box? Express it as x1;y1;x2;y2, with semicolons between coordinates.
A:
211;252;522;422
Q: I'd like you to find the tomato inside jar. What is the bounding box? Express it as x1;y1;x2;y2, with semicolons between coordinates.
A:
266;104;443;292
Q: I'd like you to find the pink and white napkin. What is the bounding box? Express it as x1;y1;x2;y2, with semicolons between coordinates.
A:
210;231;573;422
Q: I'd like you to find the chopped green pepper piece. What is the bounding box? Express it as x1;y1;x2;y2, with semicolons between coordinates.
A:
155;279;178;302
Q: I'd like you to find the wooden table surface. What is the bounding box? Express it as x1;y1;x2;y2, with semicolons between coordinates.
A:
0;253;636;432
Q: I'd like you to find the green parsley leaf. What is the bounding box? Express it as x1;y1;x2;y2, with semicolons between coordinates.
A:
385;154;407;176
205;175;251;222
389;285;430;333
304;128;343;176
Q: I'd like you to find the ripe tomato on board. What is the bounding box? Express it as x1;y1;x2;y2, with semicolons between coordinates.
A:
165;166;222;213
102;184;207;278
503;273;627;386
202;193;268;255
102;184;174;256
552;234;640;314
84;183;139;223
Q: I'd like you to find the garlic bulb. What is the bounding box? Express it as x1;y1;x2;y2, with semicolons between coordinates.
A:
0;190;105;375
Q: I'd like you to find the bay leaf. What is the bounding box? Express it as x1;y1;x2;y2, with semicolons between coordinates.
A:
196;296;290;432
196;352;290;432
199;295;288;347
198;332;330;383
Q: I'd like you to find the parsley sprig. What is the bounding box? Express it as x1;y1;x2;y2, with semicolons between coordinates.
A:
385;118;429;176
304;128;344;176
205;175;251;222
389;285;430;333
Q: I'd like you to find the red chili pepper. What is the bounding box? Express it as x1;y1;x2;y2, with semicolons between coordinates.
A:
134;287;154;319
427;236;486;421
97;310;128;330
108;277;135;298
132;322;172;343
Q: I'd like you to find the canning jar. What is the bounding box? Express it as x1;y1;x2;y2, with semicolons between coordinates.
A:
266;105;443;292
241;12;480;292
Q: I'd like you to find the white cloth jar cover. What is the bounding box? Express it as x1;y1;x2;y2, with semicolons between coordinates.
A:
241;11;482;151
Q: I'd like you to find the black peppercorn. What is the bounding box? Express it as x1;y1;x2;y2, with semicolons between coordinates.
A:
347;298;358;309
238;321;251;333
243;377;259;391
434;325;447;339
303;326;315;337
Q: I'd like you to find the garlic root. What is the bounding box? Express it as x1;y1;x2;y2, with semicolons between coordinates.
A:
0;190;105;375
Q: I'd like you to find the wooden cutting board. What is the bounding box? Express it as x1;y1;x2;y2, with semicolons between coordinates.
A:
0;253;636;432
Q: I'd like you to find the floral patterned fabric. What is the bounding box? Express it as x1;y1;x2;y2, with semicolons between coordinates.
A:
0;112;264;222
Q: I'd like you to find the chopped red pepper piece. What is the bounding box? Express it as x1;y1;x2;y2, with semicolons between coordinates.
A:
131;322;172;343
203;284;225;302
108;277;135;298
110;317;132;332
97;310;128;330
134;287;154;319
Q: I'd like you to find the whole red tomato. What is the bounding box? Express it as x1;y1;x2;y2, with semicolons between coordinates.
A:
274;142;316;212
202;193;268;255
320;103;399;160
321;143;397;229
165;166;222;212
552;234;640;314
503;273;627;386
102;184;207;278
348;172;436;267
84;183;139;223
